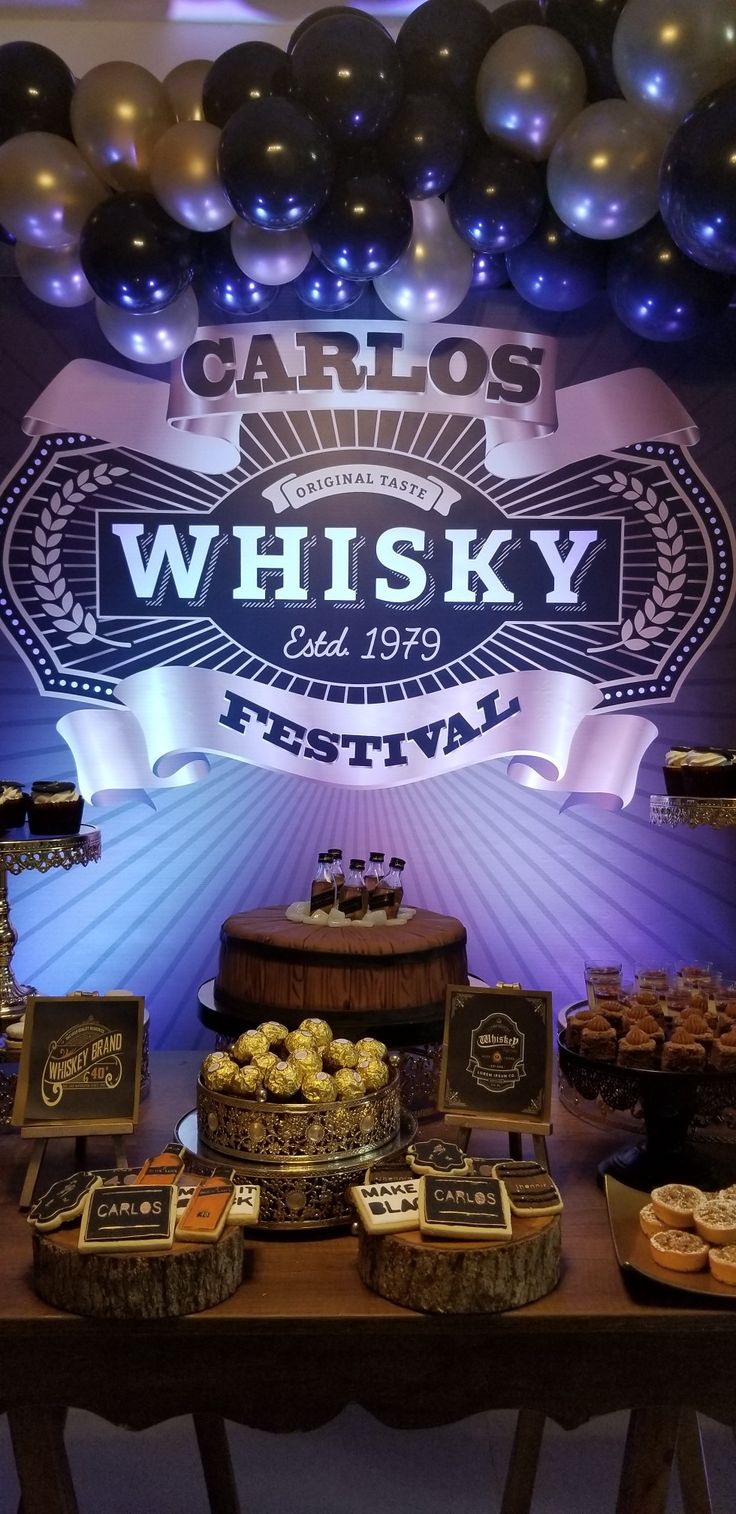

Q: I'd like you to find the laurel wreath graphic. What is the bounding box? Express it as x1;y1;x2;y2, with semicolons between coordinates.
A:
31;462;129;649
593;469;685;653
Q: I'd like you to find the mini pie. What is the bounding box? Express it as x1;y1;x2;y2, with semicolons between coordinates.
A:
650;1183;703;1228
649;1228;709;1273
639;1202;675;1238
708;1245;736;1285
692;1197;736;1246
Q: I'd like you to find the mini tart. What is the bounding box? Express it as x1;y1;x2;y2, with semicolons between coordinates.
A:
708;1245;736;1286
650;1183;703;1228
717;1184;736;1204
692;1197;736;1245
649;1228;709;1274
639;1203;675;1238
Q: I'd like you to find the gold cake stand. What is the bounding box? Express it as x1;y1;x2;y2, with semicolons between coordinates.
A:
0;825;101;1021
650;794;736;827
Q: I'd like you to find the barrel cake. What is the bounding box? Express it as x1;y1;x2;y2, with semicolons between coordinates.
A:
214;906;468;1026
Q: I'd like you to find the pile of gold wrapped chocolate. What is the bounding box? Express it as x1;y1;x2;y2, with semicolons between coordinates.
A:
200;1018;391;1104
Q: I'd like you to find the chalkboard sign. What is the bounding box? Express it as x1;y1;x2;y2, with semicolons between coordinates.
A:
12;994;144;1132
438;985;552;1133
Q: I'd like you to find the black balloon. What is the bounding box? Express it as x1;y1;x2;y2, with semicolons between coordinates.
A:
80;194;197;313
378;92;468;199
198;228;279;315
291;14;403;146
288;7;390;52
294;254;365;311
447;144;545;254
607;217;733;341
396;0;497;107
202;42;292;128
0;41;75;145
659;82;736;276
506;206;607;311
471;251;509;289
544;0;626;102
486;1;546;43
218;97;334;230
309;171;413;279
0;222;16;246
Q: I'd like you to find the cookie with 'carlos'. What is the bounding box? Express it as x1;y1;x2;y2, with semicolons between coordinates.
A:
28;1171;103;1232
406;1140;472;1177
419;1176;512;1240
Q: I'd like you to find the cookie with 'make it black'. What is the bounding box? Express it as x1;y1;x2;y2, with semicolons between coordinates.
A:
406;1139;472;1176
28;1171;103;1232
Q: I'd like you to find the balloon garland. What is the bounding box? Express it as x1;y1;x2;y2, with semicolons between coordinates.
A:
0;0;734;363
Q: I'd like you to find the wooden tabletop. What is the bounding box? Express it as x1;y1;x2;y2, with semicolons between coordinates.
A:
1;1052;735;1437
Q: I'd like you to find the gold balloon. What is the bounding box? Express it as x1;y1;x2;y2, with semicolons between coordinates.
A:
15;241;94;307
71;62;175;192
163;59;212;123
150;121;234;232
613;0;736;128
548;100;667;240
476;25;588;162
0;133;106;249
374;197;473;322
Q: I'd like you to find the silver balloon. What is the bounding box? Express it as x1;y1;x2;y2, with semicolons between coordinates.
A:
15;241;94;307
163;59;212;123
71;62;175;192
476;24;588;162
150;122;234;232
613;0;736;128
547;100;667;239
373;197;472;322
96;287;199;364
0;133;106;249
230;220;311;286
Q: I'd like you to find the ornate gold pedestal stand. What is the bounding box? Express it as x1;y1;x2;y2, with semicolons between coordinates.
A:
0;826;101;1020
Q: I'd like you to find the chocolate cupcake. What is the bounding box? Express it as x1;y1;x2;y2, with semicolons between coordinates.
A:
26;780;83;836
682;747;735;797
663;746;689;796
0;781;26;831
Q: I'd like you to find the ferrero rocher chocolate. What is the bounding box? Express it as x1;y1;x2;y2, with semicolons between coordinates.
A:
229;1064;262;1099
284;1029;318;1056
333;1067;366;1100
202;1054;238;1091
298;1017;333;1050
231;1030;269;1064
301;1070;337;1104
257;1020;289;1048
264;1059;302;1100
291;1044;323;1076
355;1036;387;1061
252;1050;279;1077
356;1055;389;1092
323;1037;358;1070
202;1051;232;1078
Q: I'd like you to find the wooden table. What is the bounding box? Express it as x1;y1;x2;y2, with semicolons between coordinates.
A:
2;1052;735;1514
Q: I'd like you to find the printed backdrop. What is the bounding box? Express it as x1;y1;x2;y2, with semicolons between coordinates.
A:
2;251;736;1048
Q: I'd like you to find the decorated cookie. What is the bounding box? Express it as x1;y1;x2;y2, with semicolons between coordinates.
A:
419;1176;512;1240
174;1182;200;1213
351;1178;421;1234
175;1178;234;1243
79;1184;177;1252
28;1171;103;1232
491;1159;563;1217
135;1143;185;1186
228;1183;261;1227
407;1140;473;1177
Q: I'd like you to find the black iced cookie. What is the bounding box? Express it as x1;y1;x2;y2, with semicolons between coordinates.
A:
407;1140;472;1176
28;1170;102;1231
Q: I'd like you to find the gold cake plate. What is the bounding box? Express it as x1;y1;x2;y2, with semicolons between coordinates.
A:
175;1108;417;1231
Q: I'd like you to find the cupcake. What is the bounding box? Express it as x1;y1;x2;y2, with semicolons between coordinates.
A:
617;1025;657;1070
580;1015;616;1062
682;746;735;798
661;1027;706;1073
0;781;26;830
27;780;83;836
662;745;689;796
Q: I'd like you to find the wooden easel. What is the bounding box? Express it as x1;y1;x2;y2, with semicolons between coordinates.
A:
18;1118;132;1210
444;1113;552;1172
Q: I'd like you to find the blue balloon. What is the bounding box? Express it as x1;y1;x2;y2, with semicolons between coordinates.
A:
294;254;364;311
219;97;334;230
659;81;736;276
506;208;607;311
447;143;545;254
291;13;403;146
471;252;508;289
80;194;197;313
309;171;413;279
607;217;732;341
198;228;279;315
377;92;468;199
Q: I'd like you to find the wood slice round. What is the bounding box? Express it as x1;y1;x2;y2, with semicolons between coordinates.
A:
32;1224;243;1319
357;1214;562;1314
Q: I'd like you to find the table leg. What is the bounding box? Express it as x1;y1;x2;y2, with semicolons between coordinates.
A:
500;1409;546;1514
9;1406;78;1514
616;1407;679;1514
193;1413;241;1514
676;1409;712;1514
